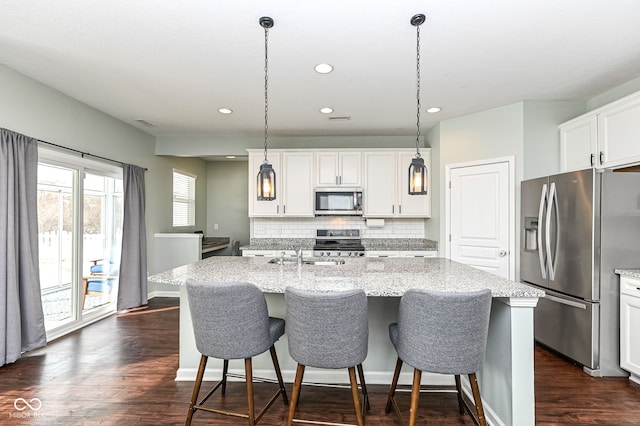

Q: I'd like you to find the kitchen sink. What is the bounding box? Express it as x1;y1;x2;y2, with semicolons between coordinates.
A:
267;258;345;266
267;258;298;265
304;259;345;265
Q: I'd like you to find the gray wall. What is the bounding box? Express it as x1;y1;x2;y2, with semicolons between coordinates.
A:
0;63;206;294
522;100;586;179
205;161;250;254
435;102;525;256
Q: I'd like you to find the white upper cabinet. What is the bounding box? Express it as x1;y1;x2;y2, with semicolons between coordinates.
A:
363;151;396;216
249;148;430;218
559;115;597;172
282;151;314;216
248;150;314;217
597;94;640;169
560;90;640;171
363;149;431;218
315;151;361;187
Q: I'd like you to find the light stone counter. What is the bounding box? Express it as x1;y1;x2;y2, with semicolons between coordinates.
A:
149;256;540;426
149;256;542;298
615;269;640;279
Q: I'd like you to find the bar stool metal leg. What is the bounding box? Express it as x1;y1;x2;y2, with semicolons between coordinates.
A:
357;363;370;413
270;346;289;406
454;374;465;414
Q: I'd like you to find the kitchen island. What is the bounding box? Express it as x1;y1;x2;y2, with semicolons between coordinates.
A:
149;256;543;426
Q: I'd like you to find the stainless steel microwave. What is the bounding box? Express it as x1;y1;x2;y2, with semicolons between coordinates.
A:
314;188;363;216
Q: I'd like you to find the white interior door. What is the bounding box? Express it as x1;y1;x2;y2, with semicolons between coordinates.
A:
448;159;513;279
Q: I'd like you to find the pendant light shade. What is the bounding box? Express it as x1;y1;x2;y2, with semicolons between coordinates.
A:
257;162;276;200
408;13;428;196
257;16;276;201
409;156;427;195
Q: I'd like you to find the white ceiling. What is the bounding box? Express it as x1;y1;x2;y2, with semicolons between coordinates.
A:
2;1;640;139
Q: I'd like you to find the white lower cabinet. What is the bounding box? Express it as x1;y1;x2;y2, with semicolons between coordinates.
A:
366;250;437;258
620;276;640;384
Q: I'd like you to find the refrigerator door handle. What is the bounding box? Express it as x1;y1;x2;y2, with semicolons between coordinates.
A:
544;293;587;310
546;182;559;281
537;183;548;279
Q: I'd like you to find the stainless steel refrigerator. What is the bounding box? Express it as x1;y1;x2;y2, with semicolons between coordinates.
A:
520;168;640;376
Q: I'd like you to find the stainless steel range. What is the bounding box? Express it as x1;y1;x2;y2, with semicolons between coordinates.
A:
312;229;365;257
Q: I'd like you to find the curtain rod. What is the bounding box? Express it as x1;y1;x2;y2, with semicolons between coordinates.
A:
36;138;148;171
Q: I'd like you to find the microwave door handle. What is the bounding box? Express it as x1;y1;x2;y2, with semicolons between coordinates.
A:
545;182;558;281
538;183;548;279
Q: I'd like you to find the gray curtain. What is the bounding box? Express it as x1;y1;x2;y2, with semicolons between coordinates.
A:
117;164;148;311
0;128;47;366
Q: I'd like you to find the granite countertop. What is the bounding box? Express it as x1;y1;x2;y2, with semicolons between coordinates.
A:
240;238;438;252
615;269;640;279
148;256;542;298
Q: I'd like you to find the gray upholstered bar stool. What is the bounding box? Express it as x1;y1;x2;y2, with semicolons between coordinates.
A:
184;279;288;426
385;288;492;426
285;287;370;426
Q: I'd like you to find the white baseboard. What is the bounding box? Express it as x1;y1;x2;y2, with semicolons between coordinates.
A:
175;366;454;387
148;290;180;299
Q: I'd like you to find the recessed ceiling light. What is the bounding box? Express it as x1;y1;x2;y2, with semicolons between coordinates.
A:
426;107;441;113
314;63;333;74
320;107;334;114
226;155;236;159
218;108;233;114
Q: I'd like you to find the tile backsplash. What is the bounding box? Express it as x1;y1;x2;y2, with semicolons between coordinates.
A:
251;217;425;239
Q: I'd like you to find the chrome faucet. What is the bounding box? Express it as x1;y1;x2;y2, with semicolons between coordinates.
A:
295;247;303;265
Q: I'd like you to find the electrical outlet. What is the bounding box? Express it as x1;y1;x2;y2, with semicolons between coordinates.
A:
214;224;219;230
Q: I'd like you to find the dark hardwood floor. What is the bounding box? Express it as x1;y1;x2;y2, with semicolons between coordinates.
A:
1;297;639;425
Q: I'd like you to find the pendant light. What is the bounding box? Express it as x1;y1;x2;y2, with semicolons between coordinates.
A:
408;13;428;195
257;16;276;201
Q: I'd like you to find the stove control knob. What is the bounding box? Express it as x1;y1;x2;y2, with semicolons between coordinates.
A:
337;252;342;256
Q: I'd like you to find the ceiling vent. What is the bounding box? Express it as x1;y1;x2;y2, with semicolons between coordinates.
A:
134;119;156;127
328;116;351;121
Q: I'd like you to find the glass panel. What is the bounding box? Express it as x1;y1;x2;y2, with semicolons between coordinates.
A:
82;173;122;312
38;164;75;329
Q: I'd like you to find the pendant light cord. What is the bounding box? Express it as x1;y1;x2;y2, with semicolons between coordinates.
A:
263;24;270;164
415;21;422;159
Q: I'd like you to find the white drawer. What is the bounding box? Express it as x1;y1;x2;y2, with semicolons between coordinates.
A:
621;276;640;298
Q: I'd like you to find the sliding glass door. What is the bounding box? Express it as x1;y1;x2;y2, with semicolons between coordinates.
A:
37;149;123;337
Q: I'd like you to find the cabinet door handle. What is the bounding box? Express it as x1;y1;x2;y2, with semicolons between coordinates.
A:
399;205;402;214
283;205;286;214
277;205;279;214
336;176;339;185
590;153;595;167
599;151;604;165
392;205;395;214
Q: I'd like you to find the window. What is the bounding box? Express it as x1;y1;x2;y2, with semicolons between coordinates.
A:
173;169;196;227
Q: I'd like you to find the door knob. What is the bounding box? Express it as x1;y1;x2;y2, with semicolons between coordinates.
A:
498;250;507;257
